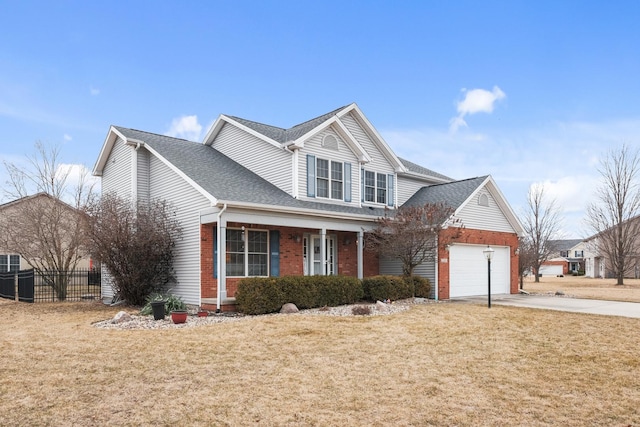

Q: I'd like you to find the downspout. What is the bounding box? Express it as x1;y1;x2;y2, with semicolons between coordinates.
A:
216;203;227;312
434;234;439;301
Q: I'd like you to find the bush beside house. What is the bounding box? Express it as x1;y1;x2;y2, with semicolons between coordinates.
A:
235;275;431;315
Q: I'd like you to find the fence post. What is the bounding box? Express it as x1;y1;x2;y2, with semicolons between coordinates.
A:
14;272;18;302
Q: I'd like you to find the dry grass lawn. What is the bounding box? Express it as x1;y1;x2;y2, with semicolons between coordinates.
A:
1;298;639;426
523;275;640;302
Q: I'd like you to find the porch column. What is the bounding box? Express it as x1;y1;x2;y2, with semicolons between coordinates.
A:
357;231;364;279
320;228;327;275
218;222;227;301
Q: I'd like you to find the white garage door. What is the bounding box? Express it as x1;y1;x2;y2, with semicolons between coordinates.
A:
539;265;563;276
449;245;510;297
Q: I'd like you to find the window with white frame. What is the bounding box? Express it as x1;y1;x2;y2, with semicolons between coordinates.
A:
317;158;343;200
226;229;268;277
364;170;388;204
0;255;20;273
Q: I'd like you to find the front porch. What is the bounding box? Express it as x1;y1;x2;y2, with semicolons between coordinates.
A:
199;207;380;311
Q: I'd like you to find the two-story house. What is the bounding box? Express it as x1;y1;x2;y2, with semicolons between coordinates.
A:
93;103;523;310
540;239;586;276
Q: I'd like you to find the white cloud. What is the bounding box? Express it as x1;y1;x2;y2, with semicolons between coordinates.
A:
63;133;72;141
450;86;506;133
90;86;100;96
381;116;640;238
165;115;203;141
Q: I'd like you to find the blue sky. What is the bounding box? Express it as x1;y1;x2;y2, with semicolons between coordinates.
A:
2;1;640;238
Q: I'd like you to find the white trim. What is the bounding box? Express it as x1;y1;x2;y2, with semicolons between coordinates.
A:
336;103;406;172
204;115;282;149
453;176;524;235
141;144;217;205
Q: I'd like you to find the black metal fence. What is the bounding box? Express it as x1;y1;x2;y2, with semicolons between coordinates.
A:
0;269;101;303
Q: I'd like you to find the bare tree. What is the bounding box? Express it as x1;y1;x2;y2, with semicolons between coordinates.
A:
517;236;537;289
84;193;182;306
585;145;640;285
0;142;97;300
366;203;462;278
521;183;563;283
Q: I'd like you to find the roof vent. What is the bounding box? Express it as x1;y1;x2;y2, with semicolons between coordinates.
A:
322;134;339;151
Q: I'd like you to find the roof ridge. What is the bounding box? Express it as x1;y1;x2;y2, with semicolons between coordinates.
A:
286;104;351;131
224;116;287;132
113;125;196;143
425;175;488;188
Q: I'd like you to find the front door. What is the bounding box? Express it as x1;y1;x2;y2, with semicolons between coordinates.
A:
304;235;336;275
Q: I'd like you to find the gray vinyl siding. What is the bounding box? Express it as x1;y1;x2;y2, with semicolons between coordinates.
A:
101;137;132;197
379;253;436;298
99;138;132;300
340;112;395;175
149;155;210;305
398;176;431;206
299;127;360;206
136;148;150;204
214;123;292;195
457;189;514;232
340;113;396;207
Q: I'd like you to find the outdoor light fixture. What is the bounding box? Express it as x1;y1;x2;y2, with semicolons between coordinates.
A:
483;246;495;308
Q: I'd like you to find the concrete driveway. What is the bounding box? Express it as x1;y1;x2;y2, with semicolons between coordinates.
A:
452;294;640;319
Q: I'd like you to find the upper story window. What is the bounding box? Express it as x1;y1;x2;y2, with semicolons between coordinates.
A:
560;251;569;257
0;255;20;273
363;170;393;205
575;250;584;257
306;155;352;203
317;159;343;200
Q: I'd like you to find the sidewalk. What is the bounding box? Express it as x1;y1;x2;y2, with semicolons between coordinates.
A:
452;294;640;319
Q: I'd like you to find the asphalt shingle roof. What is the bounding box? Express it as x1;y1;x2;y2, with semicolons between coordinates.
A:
399;157;453;181
113;126;388;218
226;105;349;144
402;176;488;210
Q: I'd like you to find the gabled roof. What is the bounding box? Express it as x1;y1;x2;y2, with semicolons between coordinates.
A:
548;239;584;251
104;126;388;219
202;103;411;170
399;157;453;182
403;175;524;234
226;105;349;144
403;176;488;210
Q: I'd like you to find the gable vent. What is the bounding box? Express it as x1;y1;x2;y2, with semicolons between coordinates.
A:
478;193;489;207
322;134;339;151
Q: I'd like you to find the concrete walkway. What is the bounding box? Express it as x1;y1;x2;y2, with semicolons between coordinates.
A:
452;294;640;319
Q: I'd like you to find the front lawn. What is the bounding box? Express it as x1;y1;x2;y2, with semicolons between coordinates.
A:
1;301;638;426
523;275;640;302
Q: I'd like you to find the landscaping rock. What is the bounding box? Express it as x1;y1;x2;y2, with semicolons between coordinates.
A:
280;303;299;314
376;301;389;312
555;290;565;296
112;311;133;324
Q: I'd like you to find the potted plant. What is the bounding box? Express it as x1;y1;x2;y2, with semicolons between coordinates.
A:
170;309;188;324
140;291;187;322
150;300;166;320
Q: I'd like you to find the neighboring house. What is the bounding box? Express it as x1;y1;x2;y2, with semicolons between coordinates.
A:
584;218;640;279
540;239;586;276
0;193;93;272
93;103;524;310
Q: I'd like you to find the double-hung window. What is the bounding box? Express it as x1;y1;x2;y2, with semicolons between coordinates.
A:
317;158;343;200
364;170;391;204
226;229;268;277
0;255;20;273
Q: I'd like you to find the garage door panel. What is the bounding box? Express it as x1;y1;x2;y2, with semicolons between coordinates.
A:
539;265;563;276
449;245;510;297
